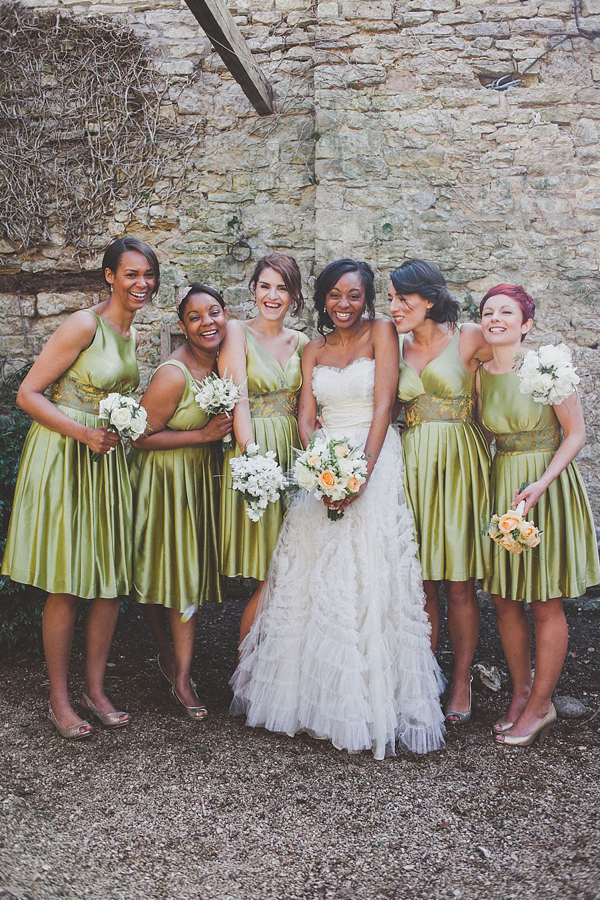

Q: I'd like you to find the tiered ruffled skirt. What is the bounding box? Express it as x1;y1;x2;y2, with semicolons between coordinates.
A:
231;426;446;759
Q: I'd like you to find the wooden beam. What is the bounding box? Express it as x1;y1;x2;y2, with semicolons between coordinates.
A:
184;0;274;116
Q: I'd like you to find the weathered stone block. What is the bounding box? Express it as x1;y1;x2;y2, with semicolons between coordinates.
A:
37;292;89;316
340;1;393;18
317;2;339;20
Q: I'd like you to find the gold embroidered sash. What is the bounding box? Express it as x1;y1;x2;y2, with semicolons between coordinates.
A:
249;389;298;418
495;425;561;455
51;373;111;414
405;393;475;427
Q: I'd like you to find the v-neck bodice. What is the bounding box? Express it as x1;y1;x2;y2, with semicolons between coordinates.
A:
397;328;473;402
243;323;306;395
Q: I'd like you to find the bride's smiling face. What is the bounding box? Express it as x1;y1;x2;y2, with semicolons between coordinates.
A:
325;272;366;330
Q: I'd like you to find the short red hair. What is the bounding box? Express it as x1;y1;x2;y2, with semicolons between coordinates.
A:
480;284;535;336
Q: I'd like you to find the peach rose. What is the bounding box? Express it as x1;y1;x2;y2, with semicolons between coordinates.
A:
347;476;361;493
498;510;522;534
308;456;321;467
334;444;349;458
318;470;336;491
498;534;523;554
519;521;541;548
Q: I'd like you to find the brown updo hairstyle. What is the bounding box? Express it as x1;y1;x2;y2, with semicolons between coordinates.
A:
102;237;160;299
479;284;535;341
249;253;304;316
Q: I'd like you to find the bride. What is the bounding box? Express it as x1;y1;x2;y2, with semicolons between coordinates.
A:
230;260;445;758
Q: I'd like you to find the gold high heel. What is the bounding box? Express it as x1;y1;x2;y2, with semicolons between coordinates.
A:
495;703;557;747
171;684;208;721
48;703;92;740
80;693;131;728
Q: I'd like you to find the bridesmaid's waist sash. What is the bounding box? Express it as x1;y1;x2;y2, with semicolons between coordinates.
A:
404;393;475;427
51;373;111;415
249;389;298;418
495;425;561;455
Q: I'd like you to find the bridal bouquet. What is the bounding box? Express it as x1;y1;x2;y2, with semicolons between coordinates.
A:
92;392;147;461
488;500;541;554
518;343;579;405
229;443;286;522
294;434;368;521
194;372;242;443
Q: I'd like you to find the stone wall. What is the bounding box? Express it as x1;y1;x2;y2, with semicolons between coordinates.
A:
1;0;599;518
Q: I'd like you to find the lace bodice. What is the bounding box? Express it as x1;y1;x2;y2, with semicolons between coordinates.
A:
312;358;375;431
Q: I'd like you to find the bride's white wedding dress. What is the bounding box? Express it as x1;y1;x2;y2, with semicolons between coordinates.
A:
230;358;446;758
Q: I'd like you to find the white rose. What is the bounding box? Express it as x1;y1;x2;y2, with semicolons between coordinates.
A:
98;393;122;417
295;463;318;490
129;415;147;436
111;406;133;429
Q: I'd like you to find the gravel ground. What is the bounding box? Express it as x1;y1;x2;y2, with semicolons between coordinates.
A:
1;595;599;900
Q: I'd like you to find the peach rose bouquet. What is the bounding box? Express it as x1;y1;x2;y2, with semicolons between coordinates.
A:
488;500;541;554
294;435;368;521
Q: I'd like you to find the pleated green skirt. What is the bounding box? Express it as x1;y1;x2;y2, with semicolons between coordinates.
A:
485;452;600;602
130;443;223;610
220;413;300;580
1;408;132;598
401;421;491;582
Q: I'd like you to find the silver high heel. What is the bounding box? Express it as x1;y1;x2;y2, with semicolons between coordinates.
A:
445;676;473;726
171;684;208;721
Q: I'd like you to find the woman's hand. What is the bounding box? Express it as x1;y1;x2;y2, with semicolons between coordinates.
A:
513;480;545;516
84;425;120;455
196;413;234;443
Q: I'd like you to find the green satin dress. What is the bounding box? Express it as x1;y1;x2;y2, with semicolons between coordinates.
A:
220;325;307;580
130;361;223;610
480;368;600;602
1;313;138;598
397;328;491;582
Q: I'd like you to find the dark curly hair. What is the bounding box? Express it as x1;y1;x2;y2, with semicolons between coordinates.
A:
389;259;459;326
314;259;376;336
102;237;160;299
249;253;304;316
177;283;225;321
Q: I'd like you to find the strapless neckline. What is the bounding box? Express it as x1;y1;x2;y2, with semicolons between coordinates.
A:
313;357;374;375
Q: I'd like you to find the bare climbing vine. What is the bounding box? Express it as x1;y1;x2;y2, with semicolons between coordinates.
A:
0;3;201;255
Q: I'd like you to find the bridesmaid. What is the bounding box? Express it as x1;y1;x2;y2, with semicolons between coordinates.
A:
389;259;492;724
1;236;159;738
218;253;307;645
478;284;600;746
130;285;232;719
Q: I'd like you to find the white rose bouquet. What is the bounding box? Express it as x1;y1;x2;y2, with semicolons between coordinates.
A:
92;392;148;462
488;500;541;555
229;443;286;522
518;343;580;405
194;372;242;443
294;434;368;521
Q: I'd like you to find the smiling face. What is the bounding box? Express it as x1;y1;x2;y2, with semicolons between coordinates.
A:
105;250;156;312
325;271;366;330
253;266;292;321
481;294;533;346
179;292;227;350
388;280;432;334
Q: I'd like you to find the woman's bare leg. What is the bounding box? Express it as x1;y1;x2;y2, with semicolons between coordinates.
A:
239;581;264;647
141;604;175;682
445;579;480;718
423;580;440;652
168;608;198;707
492;593;532;726
42;592;82;727
83;597;128;721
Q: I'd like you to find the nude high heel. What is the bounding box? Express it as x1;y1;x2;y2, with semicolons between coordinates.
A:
495;703;557;747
